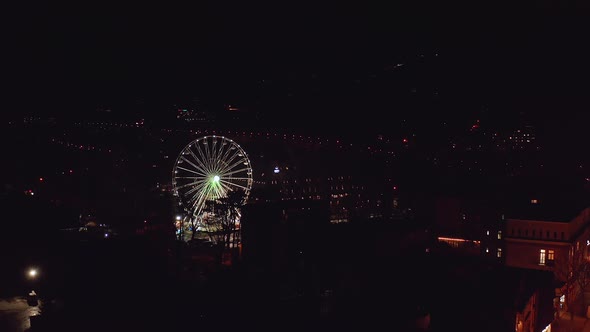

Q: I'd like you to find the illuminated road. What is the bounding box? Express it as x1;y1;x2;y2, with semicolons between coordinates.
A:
0;297;42;332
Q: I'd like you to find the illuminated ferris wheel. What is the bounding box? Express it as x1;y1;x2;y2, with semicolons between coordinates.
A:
172;136;253;240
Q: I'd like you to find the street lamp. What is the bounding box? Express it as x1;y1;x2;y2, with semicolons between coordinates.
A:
27;268;38;279
26;267;40;306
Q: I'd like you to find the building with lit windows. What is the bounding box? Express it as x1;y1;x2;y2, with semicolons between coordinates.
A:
432;196;505;260
511;269;555;332
504;207;590;277
250;165;397;224
504;206;590;320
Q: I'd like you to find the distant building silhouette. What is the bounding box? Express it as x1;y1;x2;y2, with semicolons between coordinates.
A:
433;196;505;260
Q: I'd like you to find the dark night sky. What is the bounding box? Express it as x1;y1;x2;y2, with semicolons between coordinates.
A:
2;0;590;135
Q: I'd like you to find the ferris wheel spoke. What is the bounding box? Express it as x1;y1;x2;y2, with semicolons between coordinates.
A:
192;208;204;220
188;190;208;203
218;141;233;167
212;185;226;200
200;185;219;208
192;202;205;219
217;157;239;175
222;167;251;177
220;159;249;176
176;166;206;176
192;143;208;172
212;138;225;169
217;154;237;174
178;157;207;176
180;156;208;176
187;180;208;196
190;190;209;214
220;179;251;191
175;180;205;190
192;193;207;211
211;144;228;174
189;188;205;206
218;181;234;194
196;181;216;203
217;144;234;171
187;147;211;175
212;138;222;166
223;177;252;181
195;143;213;174
174;176;207;180
203;139;214;171
213;181;227;200
216;148;243;174
209;139;217;172
187;185;210;217
185;182;207;196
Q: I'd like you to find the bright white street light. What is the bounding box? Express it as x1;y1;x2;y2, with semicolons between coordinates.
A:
28;268;38;278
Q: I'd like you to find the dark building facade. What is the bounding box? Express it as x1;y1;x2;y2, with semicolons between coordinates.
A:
240;199;330;319
511;269;555;332
433;196;505;261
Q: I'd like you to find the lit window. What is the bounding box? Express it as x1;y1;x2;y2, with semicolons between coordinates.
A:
486;248;489;253
497;248;502;258
486;230;490;236
497;231;502;240
539;249;546;265
548;250;555;261
531;199;538;204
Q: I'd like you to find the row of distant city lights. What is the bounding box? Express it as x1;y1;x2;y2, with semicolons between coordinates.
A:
253;175;398;186
75;122;143;128
51;138;112;153
79;122;410;155
54;126;589;182
179;129;409;155
71;122;589;177
81;121;349;145
49;131;407;191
